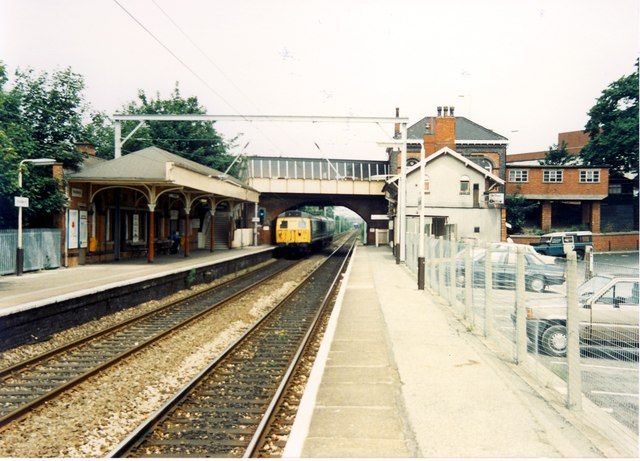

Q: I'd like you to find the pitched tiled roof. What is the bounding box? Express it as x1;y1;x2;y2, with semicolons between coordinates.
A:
386;147;504;185
406;115;507;142
68;146;226;181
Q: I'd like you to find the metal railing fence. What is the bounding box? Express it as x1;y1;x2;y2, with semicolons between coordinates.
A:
404;232;639;433
0;229;61;275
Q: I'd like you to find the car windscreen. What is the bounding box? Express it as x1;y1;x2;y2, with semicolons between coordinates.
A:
578;276;611;303
524;253;547;266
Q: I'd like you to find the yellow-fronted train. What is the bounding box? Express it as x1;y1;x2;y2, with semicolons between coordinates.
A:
275;210;335;256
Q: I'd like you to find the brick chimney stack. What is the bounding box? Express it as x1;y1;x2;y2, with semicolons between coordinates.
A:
394;107;400;139
75;142;96;157
424;105;457;156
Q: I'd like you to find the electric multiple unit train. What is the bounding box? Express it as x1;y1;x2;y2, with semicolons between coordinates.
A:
275;210;335;254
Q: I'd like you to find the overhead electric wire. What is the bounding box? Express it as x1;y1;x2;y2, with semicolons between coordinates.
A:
111;0;286;156
150;0;308;155
151;0;259;115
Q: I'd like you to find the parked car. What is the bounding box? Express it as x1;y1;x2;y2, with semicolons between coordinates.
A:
530;231;593;260
456;244;565;293
523;274;639;356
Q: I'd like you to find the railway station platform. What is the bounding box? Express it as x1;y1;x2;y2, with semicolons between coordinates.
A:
284;246;613;458
0;246;273;316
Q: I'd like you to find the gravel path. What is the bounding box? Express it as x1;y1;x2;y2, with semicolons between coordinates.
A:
0;255;324;457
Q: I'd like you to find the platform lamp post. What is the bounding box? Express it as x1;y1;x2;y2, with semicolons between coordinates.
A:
417;143;426;290
15;158;56;276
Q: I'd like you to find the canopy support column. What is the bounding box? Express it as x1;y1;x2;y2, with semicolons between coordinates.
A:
184;205;191;257
147;203;156;263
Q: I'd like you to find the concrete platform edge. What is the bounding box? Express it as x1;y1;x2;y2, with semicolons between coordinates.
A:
1;246;273;318
282;245;357;458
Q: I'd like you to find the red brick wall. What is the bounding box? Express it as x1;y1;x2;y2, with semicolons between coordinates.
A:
590;201;601;233
510;233;639;252
540;201;552;231
506;167;609;197
592;232;639;252
558;130;589;155
424;116;456;156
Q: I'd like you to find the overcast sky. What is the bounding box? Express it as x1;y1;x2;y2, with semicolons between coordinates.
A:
1;0;638;160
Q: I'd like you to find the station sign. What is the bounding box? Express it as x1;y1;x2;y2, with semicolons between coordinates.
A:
370;214;389;220
488;193;505;204
14;196;29;208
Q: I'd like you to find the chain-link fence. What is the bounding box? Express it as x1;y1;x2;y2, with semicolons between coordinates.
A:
404;233;639;433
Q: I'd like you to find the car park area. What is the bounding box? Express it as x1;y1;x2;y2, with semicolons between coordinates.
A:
451;246;638;432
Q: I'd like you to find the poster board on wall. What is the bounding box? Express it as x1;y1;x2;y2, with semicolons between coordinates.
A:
68;210;79;250
132;214;140;242
79;210;88;248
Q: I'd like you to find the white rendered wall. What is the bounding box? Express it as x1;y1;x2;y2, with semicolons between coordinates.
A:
405;154;491;208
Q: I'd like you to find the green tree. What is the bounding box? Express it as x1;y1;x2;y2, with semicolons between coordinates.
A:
540;141;574;166
0;64;86;228
580;61;639;175
85;84;236;173
299;206;335;217
505;194;538;234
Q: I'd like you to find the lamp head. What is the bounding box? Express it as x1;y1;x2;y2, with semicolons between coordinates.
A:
26;158;56;166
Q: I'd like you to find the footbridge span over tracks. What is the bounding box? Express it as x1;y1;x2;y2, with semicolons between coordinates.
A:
246;156;391;244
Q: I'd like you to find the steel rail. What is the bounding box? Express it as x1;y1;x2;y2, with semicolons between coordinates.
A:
243;238;355;457
108;236;355;458
0;259;280;379
0;258;297;429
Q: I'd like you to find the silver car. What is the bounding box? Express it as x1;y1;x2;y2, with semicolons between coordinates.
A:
525;275;639;356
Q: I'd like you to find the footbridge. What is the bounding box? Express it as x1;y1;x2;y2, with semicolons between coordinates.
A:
245;156;391;244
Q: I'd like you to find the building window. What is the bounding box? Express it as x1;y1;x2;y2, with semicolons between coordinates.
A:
543;169;563;183
508;169;529;182
580;169;600;183
472;157;493;173
460;175;470;195
424;175;430;194
609;184;622;194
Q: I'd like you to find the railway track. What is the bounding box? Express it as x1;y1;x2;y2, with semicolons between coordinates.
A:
0;257;300;429
109;236;355;458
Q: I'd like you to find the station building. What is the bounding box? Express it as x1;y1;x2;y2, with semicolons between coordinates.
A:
385;147;505;243
62;146;259;267
385;107;509;243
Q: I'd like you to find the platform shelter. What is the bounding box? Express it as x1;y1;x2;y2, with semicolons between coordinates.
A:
66;146;259;265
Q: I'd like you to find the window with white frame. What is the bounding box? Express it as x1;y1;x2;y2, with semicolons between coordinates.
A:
579;169;600;183
460;175;470;195
543;169;563;183
508;169;529;182
424;175;430;194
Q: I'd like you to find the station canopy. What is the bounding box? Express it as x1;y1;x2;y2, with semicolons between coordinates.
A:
68;146;259;205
